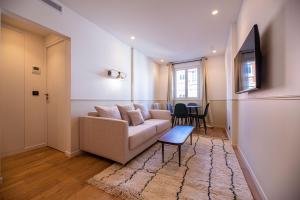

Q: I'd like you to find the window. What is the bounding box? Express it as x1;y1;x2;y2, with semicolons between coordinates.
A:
175;70;186;98
175;66;199;99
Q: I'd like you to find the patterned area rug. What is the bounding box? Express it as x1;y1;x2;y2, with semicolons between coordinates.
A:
88;134;253;200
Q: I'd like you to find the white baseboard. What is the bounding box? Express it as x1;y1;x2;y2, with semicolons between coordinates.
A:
2;143;47;157
65;150;81;157
25;143;47;151
237;146;268;200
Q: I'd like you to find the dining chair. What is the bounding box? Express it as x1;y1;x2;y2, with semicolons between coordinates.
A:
166;103;174;114
166;103;174;126
196;103;210;134
173;103;189;126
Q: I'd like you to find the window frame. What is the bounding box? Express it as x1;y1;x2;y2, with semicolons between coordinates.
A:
174;65;200;100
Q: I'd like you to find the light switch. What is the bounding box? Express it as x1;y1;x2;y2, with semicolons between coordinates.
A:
32;66;41;75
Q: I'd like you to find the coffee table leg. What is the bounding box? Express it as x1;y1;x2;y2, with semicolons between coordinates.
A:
190;133;192;145
162;143;164;163
178;145;181;167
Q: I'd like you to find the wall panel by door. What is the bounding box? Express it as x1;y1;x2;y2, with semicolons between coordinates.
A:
0;26;25;155
24;29;47;149
0;25;46;156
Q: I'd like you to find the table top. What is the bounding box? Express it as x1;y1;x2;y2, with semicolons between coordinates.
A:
186;105;201;108
158;126;194;145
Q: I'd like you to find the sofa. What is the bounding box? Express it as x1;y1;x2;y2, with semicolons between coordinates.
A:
79;109;171;164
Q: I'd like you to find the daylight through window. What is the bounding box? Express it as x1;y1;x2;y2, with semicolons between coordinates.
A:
175;67;199;99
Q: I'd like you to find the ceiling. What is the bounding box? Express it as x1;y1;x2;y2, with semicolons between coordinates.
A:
59;0;242;63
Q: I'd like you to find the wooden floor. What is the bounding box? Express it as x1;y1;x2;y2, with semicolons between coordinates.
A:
0;147;116;200
199;126;228;138
0;128;259;200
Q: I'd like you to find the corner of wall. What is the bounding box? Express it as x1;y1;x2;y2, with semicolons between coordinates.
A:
64;150;82;158
65;38;72;155
0;7;3;181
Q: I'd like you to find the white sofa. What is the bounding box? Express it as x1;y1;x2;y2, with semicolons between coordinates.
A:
80;109;171;164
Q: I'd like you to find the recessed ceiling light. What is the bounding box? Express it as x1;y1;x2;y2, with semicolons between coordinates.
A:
212;50;217;54
130;36;135;40
160;59;164;63
212;10;218;15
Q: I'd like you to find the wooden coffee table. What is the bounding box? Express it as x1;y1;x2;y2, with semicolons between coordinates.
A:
157;126;194;167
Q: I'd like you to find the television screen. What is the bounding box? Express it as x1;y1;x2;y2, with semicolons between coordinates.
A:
234;24;261;93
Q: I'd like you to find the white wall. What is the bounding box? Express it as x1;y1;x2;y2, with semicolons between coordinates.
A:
225;0;300;199
0;0;160;156
158;64;169;101
133;49;160;102
206;55;227;128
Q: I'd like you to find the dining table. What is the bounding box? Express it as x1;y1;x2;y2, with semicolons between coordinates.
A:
186;105;201;115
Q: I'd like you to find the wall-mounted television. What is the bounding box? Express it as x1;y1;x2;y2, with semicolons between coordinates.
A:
234;24;262;94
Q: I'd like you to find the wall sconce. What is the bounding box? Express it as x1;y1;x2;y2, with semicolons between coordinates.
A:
107;69;127;79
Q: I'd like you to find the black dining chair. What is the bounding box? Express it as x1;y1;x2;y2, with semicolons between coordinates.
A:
166;103;174;126
173;103;189;126
196;103;210;134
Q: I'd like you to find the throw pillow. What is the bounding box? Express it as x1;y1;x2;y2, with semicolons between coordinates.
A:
117;104;134;124
128;109;144;126
133;103;151;120
94;106;121;119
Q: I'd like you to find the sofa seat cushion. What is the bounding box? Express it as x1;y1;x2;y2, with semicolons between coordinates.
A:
144;119;171;133
128;124;156;150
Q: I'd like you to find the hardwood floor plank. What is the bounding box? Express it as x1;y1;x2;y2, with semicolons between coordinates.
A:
67;186;116;200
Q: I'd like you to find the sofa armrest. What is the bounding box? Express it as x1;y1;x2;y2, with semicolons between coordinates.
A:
149;109;171;120
80;116;129;164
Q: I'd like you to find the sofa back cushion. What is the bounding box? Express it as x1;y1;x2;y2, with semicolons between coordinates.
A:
117;104;134;124
128;109;144;126
94;106;121;120
133;103;151;120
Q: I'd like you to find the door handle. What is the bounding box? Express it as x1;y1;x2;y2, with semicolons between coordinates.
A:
45;93;49;101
